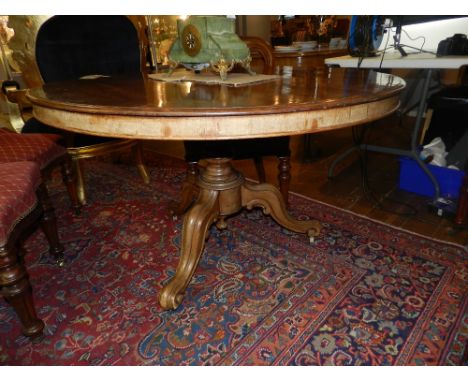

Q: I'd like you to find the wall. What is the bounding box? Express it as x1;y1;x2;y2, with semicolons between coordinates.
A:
377;17;468;115
236;15;271;41
378;17;468;53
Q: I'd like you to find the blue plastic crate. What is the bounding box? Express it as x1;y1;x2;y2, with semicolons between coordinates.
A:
398;156;464;199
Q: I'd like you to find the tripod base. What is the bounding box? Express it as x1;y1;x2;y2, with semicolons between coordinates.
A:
160;158;321;310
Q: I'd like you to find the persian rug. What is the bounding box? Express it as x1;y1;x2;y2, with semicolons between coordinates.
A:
0;152;466;366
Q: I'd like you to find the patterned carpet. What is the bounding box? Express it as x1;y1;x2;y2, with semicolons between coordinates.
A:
0;152;467;365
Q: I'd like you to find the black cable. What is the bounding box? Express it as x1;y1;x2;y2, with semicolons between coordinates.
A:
392;25;437;56
353;124;418;217
378;25;392;70
401;28;427;52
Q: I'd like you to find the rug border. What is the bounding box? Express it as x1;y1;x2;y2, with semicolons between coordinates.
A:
289;190;467;252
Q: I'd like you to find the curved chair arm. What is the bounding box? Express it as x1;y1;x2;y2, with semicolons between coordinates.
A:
1;80;27;132
3;86;30;108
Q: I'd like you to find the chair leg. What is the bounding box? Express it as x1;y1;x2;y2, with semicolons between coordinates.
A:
132;142;150;184
72;157;87;205
455;173;468;226
175;161;200;215
36;183;65;267
60;156;81;213
253;156;267;183
278;156;291;206
0;245;44;338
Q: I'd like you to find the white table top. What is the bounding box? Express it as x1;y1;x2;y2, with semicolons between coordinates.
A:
325;52;468;69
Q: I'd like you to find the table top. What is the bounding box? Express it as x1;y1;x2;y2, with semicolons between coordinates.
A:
325;52;468;69
27;68;405;141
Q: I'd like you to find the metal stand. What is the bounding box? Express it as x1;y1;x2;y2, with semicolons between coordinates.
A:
328;68;442;201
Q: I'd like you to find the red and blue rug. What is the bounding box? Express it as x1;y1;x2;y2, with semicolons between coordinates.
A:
0;152;466;365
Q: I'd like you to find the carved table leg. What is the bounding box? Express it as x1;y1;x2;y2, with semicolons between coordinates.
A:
160;189;220;310
160;158;321;310
241;182;321;240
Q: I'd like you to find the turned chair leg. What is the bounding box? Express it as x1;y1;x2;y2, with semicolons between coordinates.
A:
133;142;150;184
455;172;468;226
0;207;44;337
60;157;81;213
278;156;291;206
0;238;44;338
253;156;290;206
71;157;87;205
36;183;65;266
253;156;267;183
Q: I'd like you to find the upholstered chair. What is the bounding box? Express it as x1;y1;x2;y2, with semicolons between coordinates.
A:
0;161;65;338
178;36;291;214
0;128;80;232
4;15;150;205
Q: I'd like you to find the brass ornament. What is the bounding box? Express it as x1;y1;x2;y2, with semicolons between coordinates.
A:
210;57;234;81
181;24;201;57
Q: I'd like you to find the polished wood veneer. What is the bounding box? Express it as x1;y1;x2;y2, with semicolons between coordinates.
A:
28;69;404;140
27;68;405;310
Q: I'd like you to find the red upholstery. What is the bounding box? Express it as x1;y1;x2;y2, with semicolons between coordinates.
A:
0;129;65;169
0;161;41;246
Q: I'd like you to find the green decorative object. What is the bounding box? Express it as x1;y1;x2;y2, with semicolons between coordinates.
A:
167;16;254;80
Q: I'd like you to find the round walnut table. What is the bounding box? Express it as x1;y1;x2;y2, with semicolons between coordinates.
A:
27;68;405;310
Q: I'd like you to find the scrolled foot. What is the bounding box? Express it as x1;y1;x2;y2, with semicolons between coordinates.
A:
159;189;219;310
307;225;321;242
241;182;321;238
159;282;185;310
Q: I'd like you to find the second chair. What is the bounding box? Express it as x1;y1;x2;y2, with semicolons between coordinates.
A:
4;15;151;205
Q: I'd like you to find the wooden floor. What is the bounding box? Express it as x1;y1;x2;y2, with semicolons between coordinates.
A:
145;114;468;247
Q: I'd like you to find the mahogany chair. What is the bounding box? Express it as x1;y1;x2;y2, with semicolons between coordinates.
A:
4;15;150;205
0;161;65;338
178;36;291;213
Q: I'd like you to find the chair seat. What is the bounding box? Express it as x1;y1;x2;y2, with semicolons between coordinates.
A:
0;129;67;169
0;161;41;246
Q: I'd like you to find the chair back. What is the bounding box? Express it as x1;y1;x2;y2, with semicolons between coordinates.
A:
7;15;149;87
36;16;143;83
241;36;275;75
